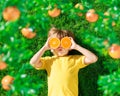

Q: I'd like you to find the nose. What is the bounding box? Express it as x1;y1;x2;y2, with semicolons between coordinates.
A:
57;45;62;49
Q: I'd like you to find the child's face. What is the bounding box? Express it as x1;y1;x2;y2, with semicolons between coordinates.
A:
53;47;69;56
50;33;70;56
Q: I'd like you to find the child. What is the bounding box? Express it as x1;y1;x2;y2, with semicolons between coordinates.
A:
30;27;98;96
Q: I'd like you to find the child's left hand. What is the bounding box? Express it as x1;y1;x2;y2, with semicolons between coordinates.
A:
69;37;77;50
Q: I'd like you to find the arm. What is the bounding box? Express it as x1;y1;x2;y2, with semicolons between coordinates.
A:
30;38;50;68
70;38;98;64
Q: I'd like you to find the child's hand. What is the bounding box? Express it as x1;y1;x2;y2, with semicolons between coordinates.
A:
69;37;77;50
43;37;51;50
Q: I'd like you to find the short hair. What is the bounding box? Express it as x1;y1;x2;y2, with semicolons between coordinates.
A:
48;27;74;39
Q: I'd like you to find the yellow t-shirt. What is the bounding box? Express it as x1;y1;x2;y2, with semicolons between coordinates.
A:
36;55;87;96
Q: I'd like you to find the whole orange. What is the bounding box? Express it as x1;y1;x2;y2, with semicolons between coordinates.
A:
75;3;84;16
103;12;116;26
2;6;20;21
75;3;84;10
108;44;120;59
21;28;36;39
0;61;7;70
1;75;14;90
86;9;99;22
48;8;61;17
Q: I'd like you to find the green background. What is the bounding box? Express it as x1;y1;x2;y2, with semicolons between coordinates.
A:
0;0;120;96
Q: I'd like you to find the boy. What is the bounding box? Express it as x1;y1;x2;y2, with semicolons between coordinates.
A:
30;27;98;96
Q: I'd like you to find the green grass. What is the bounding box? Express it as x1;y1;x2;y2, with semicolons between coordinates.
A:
0;0;120;96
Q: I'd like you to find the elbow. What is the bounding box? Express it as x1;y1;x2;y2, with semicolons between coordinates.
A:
30;60;42;68
89;56;98;64
30;59;35;65
30;60;32;65
29;59;42;67
92;56;98;63
85;56;98;64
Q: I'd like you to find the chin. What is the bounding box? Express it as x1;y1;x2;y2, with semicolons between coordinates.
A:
58;54;64;57
53;50;69;57
57;53;67;56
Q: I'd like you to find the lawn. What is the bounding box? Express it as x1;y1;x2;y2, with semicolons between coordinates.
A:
0;0;120;96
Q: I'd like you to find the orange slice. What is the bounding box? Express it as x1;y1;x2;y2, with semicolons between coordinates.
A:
49;37;60;49
61;37;71;49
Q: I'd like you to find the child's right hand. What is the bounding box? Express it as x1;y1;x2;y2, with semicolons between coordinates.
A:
43;37;51;50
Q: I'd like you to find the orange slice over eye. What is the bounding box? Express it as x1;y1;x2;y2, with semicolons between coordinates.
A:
49;37;60;49
61;37;71;49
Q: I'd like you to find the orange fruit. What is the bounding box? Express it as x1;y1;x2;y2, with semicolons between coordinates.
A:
1;75;14;90
21;28;36;39
103;12;116;26
104;11;110;16
61;37;71;49
108;44;120;59
2;85;11;91
112;21;116;26
75;3;84;16
0;61;7;70
48;8;61;17
89;9;96;13
75;3;84;10
103;40;109;46
2;6;20;21
103;11;110;22
49;37;60;49
86;9;99;22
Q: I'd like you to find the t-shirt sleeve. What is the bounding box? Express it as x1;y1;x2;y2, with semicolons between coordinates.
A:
74;55;88;69
34;56;51;70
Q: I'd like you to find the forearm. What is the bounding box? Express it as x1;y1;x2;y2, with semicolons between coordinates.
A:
30;46;48;65
74;44;98;63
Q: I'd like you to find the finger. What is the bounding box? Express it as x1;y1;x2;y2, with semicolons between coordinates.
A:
69;37;74;44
